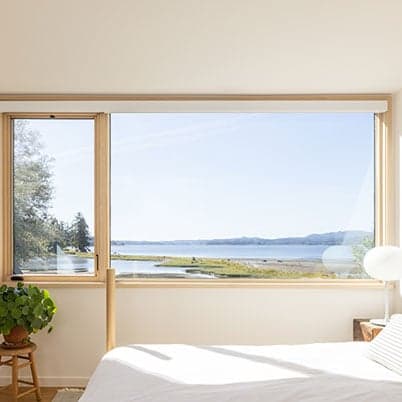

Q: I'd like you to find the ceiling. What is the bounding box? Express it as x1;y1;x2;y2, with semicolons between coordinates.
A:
1;0;402;94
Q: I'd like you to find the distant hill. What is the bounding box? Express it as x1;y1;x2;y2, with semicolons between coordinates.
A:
111;231;372;246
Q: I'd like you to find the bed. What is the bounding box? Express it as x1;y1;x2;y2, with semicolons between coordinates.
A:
80;341;402;401
80;269;402;401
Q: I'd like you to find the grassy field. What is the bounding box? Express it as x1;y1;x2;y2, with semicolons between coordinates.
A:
157;256;335;278
66;251;335;279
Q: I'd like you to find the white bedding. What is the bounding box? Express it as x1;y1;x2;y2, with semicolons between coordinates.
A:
80;342;402;402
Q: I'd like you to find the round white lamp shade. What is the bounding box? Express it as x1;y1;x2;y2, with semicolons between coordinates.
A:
363;246;402;281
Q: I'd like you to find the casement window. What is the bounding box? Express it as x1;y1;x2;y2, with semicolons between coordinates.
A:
0;96;394;286
1;113;109;283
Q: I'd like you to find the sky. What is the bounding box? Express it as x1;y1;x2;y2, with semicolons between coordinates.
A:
16;113;375;241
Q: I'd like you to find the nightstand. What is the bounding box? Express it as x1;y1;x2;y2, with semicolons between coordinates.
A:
353;318;384;341
360;321;384;341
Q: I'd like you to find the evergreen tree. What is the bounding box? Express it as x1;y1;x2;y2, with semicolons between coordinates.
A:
70;213;90;252
47;217;71;253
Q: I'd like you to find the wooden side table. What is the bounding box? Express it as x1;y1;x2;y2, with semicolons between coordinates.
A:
0;343;41;401
360;321;384;341
353;318;384;341
353;318;368;341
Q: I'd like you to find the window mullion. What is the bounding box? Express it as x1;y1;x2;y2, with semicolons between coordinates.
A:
94;113;110;282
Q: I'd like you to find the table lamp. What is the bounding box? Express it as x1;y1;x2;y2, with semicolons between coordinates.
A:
363;246;402;326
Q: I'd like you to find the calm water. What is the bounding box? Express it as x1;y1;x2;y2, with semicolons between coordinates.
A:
21;244;356;278
111;244;353;260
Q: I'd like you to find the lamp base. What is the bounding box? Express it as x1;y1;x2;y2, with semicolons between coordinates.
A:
369;318;388;327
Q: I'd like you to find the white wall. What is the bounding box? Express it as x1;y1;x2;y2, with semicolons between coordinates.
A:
2;0;402;94
0;288;106;386
393;89;402;312
0;286;386;386
116;288;387;345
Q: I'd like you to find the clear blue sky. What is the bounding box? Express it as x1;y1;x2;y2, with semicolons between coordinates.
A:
111;113;374;241
20;113;374;241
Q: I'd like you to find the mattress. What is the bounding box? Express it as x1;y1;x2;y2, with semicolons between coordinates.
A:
80;342;402;401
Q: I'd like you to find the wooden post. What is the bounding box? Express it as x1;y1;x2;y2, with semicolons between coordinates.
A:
106;267;116;351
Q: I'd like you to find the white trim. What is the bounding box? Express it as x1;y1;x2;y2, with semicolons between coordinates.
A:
0;100;388;113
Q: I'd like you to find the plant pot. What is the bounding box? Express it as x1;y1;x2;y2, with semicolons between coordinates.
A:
3;326;29;346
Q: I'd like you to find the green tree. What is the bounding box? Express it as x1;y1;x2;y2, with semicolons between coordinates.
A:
13;120;54;266
47;217;71;253
70;212;90;252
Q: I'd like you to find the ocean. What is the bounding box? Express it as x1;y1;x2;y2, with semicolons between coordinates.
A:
110;243;353;260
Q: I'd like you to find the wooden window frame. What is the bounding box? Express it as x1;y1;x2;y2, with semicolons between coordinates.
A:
0;94;395;288
1;112;110;283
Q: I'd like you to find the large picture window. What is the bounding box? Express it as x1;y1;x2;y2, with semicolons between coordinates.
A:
110;112;375;280
1;97;392;285
12;117;96;276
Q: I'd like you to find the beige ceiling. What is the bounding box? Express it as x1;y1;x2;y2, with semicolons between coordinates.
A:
1;0;402;94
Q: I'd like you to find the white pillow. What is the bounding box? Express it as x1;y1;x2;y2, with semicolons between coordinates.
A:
367;314;402;376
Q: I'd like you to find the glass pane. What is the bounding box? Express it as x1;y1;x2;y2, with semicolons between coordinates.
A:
13;118;95;275
111;113;374;279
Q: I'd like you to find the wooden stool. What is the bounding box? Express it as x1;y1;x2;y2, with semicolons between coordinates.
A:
0;343;41;401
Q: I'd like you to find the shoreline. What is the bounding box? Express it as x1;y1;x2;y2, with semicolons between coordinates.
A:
18;251;365;279
61;252;363;279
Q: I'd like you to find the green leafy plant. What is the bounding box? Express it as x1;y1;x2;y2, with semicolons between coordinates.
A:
0;283;56;336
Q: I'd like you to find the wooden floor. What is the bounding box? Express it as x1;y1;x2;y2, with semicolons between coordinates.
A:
0;387;60;401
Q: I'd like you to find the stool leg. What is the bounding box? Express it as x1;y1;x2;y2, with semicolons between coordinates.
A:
29;352;42;401
12;355;18;402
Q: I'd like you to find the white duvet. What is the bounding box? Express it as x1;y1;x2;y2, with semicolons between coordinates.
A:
80;342;402;402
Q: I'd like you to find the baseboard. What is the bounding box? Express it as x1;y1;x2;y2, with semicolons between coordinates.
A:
0;376;88;387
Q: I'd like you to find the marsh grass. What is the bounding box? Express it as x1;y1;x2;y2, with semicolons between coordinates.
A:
157;257;335;278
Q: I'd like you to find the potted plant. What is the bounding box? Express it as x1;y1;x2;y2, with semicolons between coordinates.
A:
0;283;56;347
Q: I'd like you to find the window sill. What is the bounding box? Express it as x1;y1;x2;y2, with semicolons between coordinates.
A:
3;280;105;288
115;279;386;289
3;279;387;289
